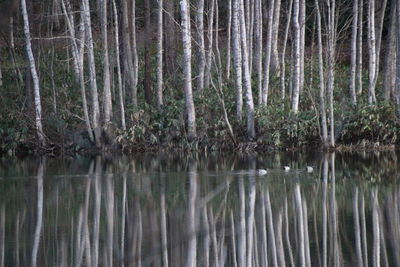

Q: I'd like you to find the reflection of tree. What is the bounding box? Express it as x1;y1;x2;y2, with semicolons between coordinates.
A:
31;159;44;267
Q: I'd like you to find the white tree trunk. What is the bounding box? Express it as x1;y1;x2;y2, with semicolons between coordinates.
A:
157;0;164;108
83;0;101;146
280;0;293;100
367;0;377;103
254;0;263;105
383;0;397;100
205;0;215;89
315;0;328;146
21;0;45;146
185;163;198;267
291;0;301;113
226;0;232;79
246;176;256;267
299;0;306;95
232;0;243;121
350;0;358;105
101;0;112;125
180;0;197;140
196;0;206;91
239;0;255;139
131;0;139;93
357;0;363;95
271;0;281;76
396;0;400;115
327;0;336;147
261;0;275;105
112;0;126;130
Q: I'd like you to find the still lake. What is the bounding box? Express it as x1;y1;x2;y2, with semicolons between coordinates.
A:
0;151;399;266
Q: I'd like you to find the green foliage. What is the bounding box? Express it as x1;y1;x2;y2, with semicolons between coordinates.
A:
256;103;320;147
340;102;400;144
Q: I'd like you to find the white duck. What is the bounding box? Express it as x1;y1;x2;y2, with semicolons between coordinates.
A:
283;166;290;172
306;166;314;173
257;169;268;176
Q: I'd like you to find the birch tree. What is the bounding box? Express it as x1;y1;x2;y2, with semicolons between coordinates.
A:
232;0;243;121
131;0;139;93
357;0;363;95
83;0;101;146
367;0;377;103
349;0;358;105
261;0;275;105
271;0;281;76
101;0;112;125
254;0;262;105
383;0;397;100
326;0;337;147
396;0;400;116
112;0;126;130
315;0;328;147
180;0;197;140
205;0;215;89
280;0;293;100
156;0;164;108
196;0;206;91
21;0;45;146
226;0;232;79
291;0;301;113
144;0;152;104
239;0;255;139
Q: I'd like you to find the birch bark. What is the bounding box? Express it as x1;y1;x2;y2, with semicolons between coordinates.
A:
350;0;358;105
196;0;205;91
262;0;275;105
232;0;243;121
156;0;164;108
21;0;45;146
291;0;301;113
83;0;101;146
101;0;112;125
367;0;377;103
180;0;197;140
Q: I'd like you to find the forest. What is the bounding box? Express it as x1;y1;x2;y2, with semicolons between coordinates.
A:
0;0;399;154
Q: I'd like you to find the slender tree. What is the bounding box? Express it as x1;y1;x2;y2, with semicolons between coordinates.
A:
367;0;377;103
280;0;293;100
291;0;301;113
239;0;255;139
383;0;397;100
357;0;364;95
254;0;262;105
144;0;152;104
261;0;275;105
315;0;328;147
205;0;215;89
271;0;281;76
232;0;243;121
112;0;126;130
101;0;112;125
196;0;206;91
156;0;164;108
396;0;400;116
83;0;101;146
350;0;359;105
21;0;45;146
226;0;232;79
180;0;197;140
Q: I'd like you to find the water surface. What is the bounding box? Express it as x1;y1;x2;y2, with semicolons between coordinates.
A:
0;151;399;266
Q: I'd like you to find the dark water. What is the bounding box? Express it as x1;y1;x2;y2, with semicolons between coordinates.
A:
0;151;399;267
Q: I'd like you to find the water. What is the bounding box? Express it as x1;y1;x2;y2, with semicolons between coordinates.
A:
0;151;399;266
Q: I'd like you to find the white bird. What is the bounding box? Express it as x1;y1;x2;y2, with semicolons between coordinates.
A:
283;166;290;171
257;169;268;176
306;166;314;173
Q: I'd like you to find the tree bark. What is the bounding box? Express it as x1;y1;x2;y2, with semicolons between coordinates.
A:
357;0;363;95
144;0;152;104
254;0;262;105
327;0;336;147
196;0;206;91
101;0;112;125
226;0;232;79
239;0;255;140
21;0;45;146
205;0;215;89
271;0;281;76
131;0;139;95
112;0;126;130
367;0;377;103
83;0;101;146
180;0;197;140
261;0;275;105
280;0;293;100
232;0;243;121
315;0;328;146
291;0;301;113
396;0;400;116
350;0;358;105
383;0;397;100
156;0;164;108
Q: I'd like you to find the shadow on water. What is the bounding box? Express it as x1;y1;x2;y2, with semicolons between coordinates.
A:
0;151;400;266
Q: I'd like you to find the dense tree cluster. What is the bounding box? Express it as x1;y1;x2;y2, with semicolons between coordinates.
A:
0;0;399;150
